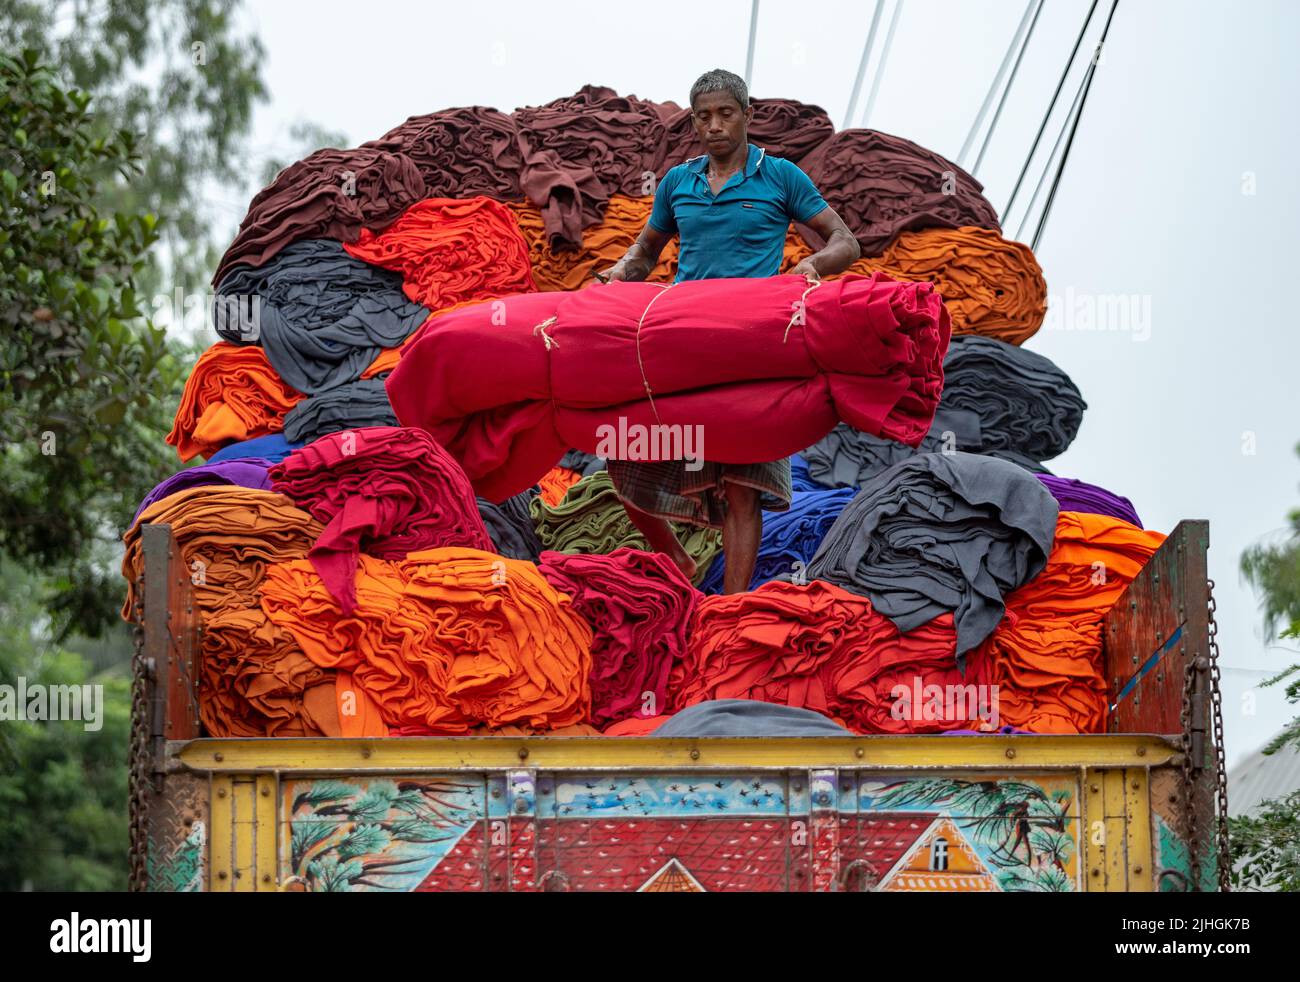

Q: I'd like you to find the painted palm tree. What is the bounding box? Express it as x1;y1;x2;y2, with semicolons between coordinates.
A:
871;778;1074;882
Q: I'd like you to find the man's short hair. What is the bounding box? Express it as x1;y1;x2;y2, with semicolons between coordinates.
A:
689;69;749;111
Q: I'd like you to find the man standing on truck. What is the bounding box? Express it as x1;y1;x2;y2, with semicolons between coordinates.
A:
596;68;861;593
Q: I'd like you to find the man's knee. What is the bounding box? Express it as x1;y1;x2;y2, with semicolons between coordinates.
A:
724;481;760;517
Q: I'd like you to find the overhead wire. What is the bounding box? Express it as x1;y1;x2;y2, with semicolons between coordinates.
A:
860;0;906;128
958;0;1038;165
972;0;1045;175
843;0;886;129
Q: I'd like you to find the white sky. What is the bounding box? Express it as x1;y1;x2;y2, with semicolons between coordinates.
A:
225;0;1300;768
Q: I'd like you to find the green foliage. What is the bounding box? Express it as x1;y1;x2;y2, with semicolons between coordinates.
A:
1229;789;1300;891
0;49;192;638
1239;440;1300;755
0;559;129;891
0;0;269;294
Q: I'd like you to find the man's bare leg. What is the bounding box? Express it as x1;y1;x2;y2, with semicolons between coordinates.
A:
722;482;761;594
621;500;696;580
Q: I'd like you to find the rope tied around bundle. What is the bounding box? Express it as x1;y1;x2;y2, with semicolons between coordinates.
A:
783;274;822;343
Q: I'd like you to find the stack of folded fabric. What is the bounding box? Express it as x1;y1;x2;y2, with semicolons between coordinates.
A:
260;548;594;732
476;486;545;561
538;548;699;728
508;195;680;290
166;343;304;462
363;106;523;199
806;452;1059;660
342;196;536;311
669;580;969;733
213;146;428;285
967;511;1166;733
213;239;430;394
801;408;983;489
268;426;492;613
132;458;273;524
795;129;1001;255
206;433;302;465
1037;475;1142;527
513;85;675;248
121;487;329;737
784;225;1047;344
538;465;583;507
941;336;1087;464
697;486;855;594
529;472;723;585
281;376;399;445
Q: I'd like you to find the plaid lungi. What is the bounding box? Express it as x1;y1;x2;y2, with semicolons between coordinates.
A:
607;456;793;530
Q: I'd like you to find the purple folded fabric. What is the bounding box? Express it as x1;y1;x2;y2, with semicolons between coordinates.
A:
132;459;274;525
940;725;1028;735
1036;475;1141;528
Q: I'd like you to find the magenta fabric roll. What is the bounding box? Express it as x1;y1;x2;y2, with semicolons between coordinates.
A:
538;548;699;728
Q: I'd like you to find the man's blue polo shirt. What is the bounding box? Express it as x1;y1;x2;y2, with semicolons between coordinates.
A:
648;143;829;282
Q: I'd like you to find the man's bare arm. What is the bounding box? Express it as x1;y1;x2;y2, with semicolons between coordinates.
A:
790;206;861;278
596;224;673;282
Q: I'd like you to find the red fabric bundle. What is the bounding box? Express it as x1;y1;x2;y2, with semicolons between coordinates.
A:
669;580;972;734
387;273;951;502
213;147;427;285
342;196;536;312
537;548;699;728
268;426;492;614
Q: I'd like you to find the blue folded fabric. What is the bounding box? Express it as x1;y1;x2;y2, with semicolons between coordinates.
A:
205;433;303;465
789;452;821;493
698;485;855;594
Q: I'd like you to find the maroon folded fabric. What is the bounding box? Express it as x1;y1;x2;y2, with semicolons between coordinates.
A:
213;147;428;285
513;85;673;248
363;106;523;199
795;129;1001;256
538;548;699;728
268;426;492;613
661;97;834;170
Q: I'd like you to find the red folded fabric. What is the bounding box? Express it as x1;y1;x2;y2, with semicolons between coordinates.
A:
387;273;951;501
268;426;492;614
213;147;428;285
538;548;699;727
342;196;536;313
669;580;976;734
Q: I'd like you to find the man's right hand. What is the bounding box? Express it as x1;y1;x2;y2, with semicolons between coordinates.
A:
595;265;626;284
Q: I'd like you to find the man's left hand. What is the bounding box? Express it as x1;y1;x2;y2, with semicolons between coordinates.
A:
789;259;821;281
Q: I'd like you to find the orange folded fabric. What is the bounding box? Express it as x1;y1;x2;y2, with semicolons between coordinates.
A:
538;465;583;506
784;225;1046;345
260;548;593;734
967;511;1166;734
121;487;328;737
343;196;536;313
507;195;679;291
166;342;304;462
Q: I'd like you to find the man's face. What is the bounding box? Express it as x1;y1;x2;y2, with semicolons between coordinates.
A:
690;90;752;159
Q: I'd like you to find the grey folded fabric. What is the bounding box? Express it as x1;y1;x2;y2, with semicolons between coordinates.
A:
653;699;851;737
941;336;1086;462
213;239;429;395
557;449;606;477
281;377;397;444
802;408;983;489
477;486;544;561
806;451;1059;659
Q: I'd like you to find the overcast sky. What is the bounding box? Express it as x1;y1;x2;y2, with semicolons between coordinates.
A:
225;0;1300;768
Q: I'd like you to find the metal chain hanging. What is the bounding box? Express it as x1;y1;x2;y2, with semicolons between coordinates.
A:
127;574;153;893
1206;579;1231;891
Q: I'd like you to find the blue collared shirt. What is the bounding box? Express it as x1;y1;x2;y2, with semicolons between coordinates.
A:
648;143;829;281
